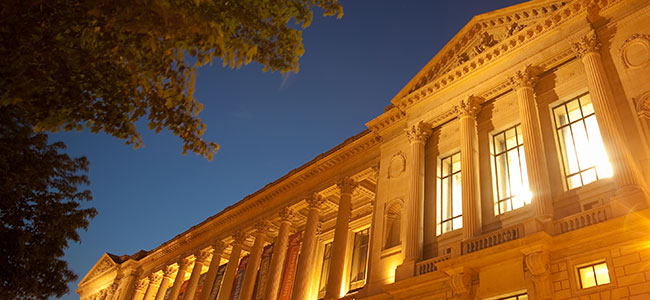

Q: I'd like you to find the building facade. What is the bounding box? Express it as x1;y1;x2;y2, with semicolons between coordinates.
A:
78;0;650;300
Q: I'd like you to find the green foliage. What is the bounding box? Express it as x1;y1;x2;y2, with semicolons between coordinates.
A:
0;107;97;300
0;0;342;160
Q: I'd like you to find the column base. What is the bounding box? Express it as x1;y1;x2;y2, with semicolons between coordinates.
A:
611;185;649;217
395;259;417;281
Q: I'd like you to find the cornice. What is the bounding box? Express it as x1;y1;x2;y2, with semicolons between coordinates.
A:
134;129;382;264
392;0;622;113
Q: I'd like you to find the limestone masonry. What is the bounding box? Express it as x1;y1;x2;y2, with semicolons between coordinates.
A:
78;1;650;300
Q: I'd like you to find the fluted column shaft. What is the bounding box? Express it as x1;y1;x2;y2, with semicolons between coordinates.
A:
143;273;162;300
240;222;270;300
403;122;432;263
198;241;226;300
572;32;647;195
325;178;357;299
511;69;553;219
264;209;293;300
291;194;324;300
167;259;190;300
217;233;245;300
182;251;210;300
155;266;177;300
116;268;139;300
458;98;481;239
132;278;149;300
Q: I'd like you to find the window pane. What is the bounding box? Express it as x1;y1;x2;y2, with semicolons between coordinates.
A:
567;99;582;123
579;266;597;288
452;172;462;218
585;116;612;178
495;153;510;200
554;106;569;128
516;125;524;146
453;216;462;231
582;168;597;185
506;128;517;150
441;178;450;220
558;126;580;174
494;133;506;154
594;263;610;285
507;149;523;196
581;94;594;116
567;174;582;190
571;122;593;169
441;157;451;177
452;153;461;173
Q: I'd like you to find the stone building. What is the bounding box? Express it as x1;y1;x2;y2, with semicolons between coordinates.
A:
78;0;650;299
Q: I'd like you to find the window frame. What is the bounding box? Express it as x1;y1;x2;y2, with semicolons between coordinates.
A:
576;261;611;289
436;152;462;235
551;92;611;190
490;124;530;215
348;228;370;291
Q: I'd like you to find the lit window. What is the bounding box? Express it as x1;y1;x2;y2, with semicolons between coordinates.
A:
497;293;528;300
437;152;462;235
492;125;531;215
578;262;610;288
349;228;370;291
553;94;612;190
318;242;333;298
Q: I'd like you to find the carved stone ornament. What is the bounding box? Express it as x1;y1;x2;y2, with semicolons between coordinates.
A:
405;121;433;144
387;151;406;179
148;272;163;285
337;176;358;195
279;207;295;221
196;248;212;263
212;240;227;253
635;91;650;119
524;251;552;300
619;34;650;69
456;96;482;119
254;220;271;233
571;30;601;59
449;272;474;300
179;256;192;269
232;231;247;245
306;192;326;209
135;278;149;292
163;265;178;279
509;66;537;90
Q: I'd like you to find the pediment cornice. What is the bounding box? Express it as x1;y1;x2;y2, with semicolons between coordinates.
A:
79;253;118;287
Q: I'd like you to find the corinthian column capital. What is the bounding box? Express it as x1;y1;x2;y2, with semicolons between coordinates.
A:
162;265;177;280
509;66;538;90
279;207;295;222
337;176;358;195
232;231;247;246
571;30;601;59
306;192;326;209
196;248;212;264
457;96;482;119
254;220;271;234
211;240;227;253
135;278;149;293
405;121;433;144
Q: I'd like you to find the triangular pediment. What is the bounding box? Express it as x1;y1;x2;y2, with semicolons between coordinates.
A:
392;0;569;102
79;253;119;286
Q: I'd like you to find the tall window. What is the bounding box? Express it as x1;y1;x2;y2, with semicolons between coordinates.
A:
553;93;612;190
437;152;462;235
317;242;333;298
349;228;370;291
491;125;531;215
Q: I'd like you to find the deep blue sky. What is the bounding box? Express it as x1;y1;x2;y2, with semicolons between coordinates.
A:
55;1;524;299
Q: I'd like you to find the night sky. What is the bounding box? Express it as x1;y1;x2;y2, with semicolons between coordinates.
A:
54;1;525;299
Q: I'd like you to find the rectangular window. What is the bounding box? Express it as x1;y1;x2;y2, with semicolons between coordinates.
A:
437;152;462;235
349;228;370;291
497;293;528;300
317;242;333;298
491;124;531;215
578;262;610;288
553;93;612;190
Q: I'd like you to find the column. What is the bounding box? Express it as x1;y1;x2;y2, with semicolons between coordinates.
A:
510;67;553;220
142;273;162;300
132;278;149;300
291;193;325;300
325;177;358;300
458;97;481;239
240;221;270;300
571;30;649;208
154;265;177;300
182;249;211;300
198;240;227;300
217;232;246;300
167;258;190;300
403;121;433;263
117;267;140;300
264;208;294;300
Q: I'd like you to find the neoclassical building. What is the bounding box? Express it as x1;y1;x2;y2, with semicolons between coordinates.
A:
78;0;650;300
